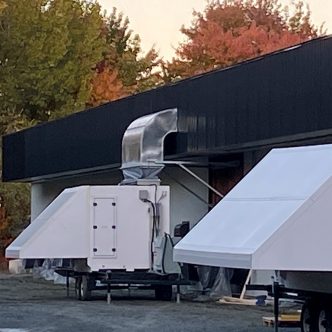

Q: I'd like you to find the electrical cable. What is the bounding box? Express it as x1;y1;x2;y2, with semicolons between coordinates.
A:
145;186;168;273
161;233;181;275
153;184;157;205
165;233;175;247
165;233;182;274
161;233;167;274
152;184;160;235
144;199;156;269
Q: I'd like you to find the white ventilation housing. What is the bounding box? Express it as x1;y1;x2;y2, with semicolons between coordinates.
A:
6;186;89;260
174;144;332;271
6;185;170;272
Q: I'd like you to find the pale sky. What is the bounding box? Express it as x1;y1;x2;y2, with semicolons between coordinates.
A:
98;0;332;60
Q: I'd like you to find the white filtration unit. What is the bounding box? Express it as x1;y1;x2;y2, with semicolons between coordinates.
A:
174;144;332;272
6;185;171;272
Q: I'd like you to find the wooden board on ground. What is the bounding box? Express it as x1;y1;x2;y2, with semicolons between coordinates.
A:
262;314;301;327
218;296;256;306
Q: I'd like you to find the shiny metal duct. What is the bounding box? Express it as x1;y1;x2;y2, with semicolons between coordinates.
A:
121;108;178;183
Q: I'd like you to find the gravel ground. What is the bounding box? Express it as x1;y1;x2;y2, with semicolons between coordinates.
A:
0;273;300;332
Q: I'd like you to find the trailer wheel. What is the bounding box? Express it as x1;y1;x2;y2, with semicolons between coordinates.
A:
318;307;328;332
301;302;319;332
77;275;94;301
319;306;332;332
155;285;173;301
75;277;82;300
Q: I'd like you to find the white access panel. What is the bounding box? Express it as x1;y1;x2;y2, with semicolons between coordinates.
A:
174;144;332;271
92;198;116;257
87;185;170;271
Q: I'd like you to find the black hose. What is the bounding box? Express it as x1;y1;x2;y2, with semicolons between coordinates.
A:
145;199;156;269
165;233;182;274
161;233;167;274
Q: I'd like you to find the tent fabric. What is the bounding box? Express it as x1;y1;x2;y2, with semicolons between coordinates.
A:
174;144;332;271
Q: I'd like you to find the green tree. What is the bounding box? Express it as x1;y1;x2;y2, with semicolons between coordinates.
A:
0;0;105;123
89;8;161;107
0;0;106;261
0;145;30;261
0;2;162;260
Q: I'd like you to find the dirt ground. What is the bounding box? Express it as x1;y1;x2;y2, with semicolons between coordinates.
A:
0;273;300;332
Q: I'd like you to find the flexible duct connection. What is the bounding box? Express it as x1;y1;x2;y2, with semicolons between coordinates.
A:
121;108;178;184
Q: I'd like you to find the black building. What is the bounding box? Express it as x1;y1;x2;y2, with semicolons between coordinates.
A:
3;36;332;199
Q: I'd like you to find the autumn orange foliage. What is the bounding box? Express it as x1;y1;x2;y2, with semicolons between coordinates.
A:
87;9;161;107
0;205;12;268
89;67;129;107
166;0;322;79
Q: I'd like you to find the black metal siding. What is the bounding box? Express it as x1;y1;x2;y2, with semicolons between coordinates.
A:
176;39;332;152
3;36;332;182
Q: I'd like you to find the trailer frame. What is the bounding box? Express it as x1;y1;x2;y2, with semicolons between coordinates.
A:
55;268;193;303
247;282;332;332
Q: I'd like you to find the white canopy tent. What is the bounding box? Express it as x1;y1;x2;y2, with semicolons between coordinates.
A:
174;144;332;271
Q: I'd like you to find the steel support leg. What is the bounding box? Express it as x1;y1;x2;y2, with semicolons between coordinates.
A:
106;270;112;304
176;285;181;304
66;271;70;297
273;281;279;332
107;283;111;304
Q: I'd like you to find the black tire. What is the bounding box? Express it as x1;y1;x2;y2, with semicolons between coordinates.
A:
326;308;332;332
301;302;319;332
76;275;94;301
318;305;332;332
155;285;173;301
75;277;82;300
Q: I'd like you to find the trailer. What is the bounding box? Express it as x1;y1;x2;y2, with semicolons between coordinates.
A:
5;109;197;301
246;279;332;332
174;143;332;331
6;184;192;300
